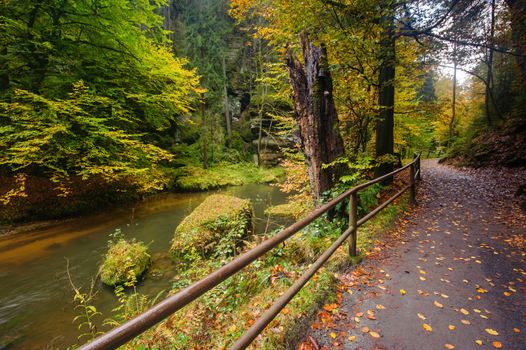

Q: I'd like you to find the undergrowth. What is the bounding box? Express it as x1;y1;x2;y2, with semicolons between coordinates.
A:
116;186;410;349
175;162;284;191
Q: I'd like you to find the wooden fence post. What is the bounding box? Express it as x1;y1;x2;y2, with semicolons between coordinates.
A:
349;192;358;257
414;152;421;181
410;163;417;205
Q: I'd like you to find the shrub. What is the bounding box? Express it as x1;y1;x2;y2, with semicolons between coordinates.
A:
99;238;150;287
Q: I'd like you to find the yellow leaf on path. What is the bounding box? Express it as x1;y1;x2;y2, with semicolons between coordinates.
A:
330;332;336;339
423;323;433;332
485;328;499;336
448;325;456;330
503;291;511;296
376;304;385;310
445;344;455;349
434;301;444;308
417;313;426;320
513;327;520;333
400;289;406;295
492;341;502;349
460;308;469;315
370;331;380;338
348;335;356;342
461;319;471;325
361;326;369;333
420;276;426;281
475;340;483;346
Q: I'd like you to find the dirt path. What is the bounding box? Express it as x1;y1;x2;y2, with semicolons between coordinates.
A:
300;160;526;350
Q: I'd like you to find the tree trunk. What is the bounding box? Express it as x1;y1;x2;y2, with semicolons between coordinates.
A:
201;97;208;169
485;0;495;125
286;33;345;204
448;59;457;149
375;9;396;182
222;57;232;145
505;0;526;88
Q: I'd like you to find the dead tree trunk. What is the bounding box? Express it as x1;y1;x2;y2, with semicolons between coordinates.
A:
286;34;345;204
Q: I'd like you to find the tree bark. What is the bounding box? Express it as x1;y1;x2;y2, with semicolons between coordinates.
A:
448;59;457;149
286;33;345;204
485;0;495;125
505;0;526;87
222;57;232;145
201;96;208;169
375;8;396;182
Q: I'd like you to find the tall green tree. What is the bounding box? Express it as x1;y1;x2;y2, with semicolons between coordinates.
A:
0;0;202;197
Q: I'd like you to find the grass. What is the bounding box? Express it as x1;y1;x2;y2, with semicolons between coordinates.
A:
118;188;411;349
175;162;285;191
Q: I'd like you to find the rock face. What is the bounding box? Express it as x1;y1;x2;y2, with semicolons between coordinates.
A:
170;194;253;261
99;239;150;287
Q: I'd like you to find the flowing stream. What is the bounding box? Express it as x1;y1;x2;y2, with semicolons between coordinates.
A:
0;184;288;350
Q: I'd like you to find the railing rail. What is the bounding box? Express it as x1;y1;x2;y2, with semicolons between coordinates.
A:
80;154;421;350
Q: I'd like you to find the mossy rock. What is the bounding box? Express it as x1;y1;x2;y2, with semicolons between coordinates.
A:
99;239;150;287
170;194;253;261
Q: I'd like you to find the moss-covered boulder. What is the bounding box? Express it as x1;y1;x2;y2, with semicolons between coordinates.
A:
99;239;150;287
170;194;253;261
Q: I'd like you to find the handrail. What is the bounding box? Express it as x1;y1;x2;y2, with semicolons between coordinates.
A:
79;154;421;350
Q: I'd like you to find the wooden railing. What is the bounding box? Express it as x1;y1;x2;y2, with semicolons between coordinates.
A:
79;154;421;350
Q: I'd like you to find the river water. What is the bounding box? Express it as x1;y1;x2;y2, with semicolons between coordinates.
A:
0;184;288;349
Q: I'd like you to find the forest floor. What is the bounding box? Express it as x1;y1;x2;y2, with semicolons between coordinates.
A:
298;159;526;350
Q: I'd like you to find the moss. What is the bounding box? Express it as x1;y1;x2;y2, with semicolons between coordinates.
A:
169;194;254;261
99;239;150;287
264;202;306;220
175;162;284;191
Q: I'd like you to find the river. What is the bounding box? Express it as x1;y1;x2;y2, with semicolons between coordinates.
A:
0;184;288;350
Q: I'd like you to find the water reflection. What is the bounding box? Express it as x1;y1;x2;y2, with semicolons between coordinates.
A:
0;184;288;349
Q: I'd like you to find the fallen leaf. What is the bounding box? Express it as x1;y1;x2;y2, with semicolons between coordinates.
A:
503;291;511;297
513;327;520;333
433;301;444;308
492;341;502;349
370;331;380;338
445;344;455;349
461;319;471;325
448;325;456;330
348;335;356;342
475;340;483;346
460;308;469;315
485;328;499;336
400;289;406;295
330;332;336;339
423;323;433;332
417;313;426;320
376;304;385;310
324;304;338;312
361;326;369;333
